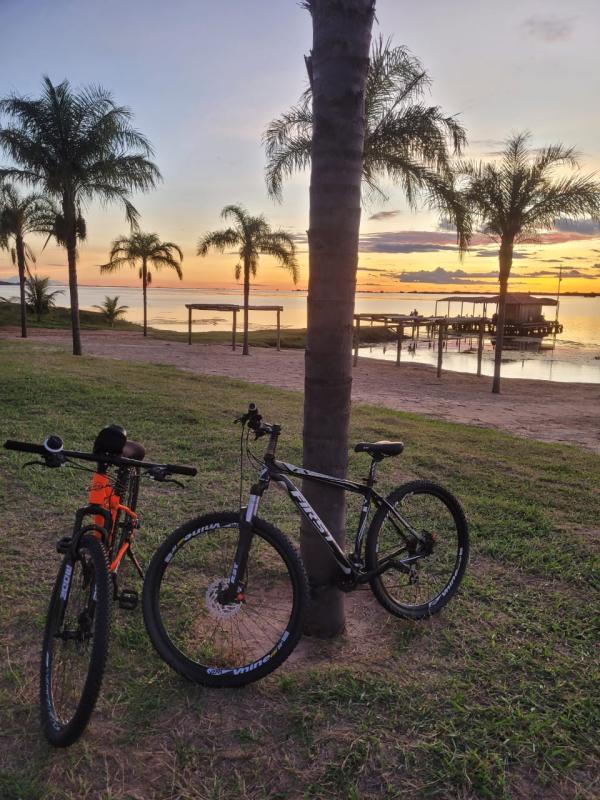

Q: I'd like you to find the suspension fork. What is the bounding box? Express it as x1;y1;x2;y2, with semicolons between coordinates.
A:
223;467;270;601
221;507;255;601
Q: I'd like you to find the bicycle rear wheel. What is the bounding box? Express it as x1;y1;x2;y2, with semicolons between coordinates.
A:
40;533;112;747
142;512;308;687
365;480;469;619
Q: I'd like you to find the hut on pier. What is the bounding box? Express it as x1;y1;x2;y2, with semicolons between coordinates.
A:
437;293;561;337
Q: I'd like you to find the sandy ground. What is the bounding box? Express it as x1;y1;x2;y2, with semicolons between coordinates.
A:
2;327;599;452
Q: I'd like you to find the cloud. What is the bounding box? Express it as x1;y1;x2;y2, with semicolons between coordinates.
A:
519;268;587;278
523;15;575;43
357;224;600;257
469;139;506;156
393;267;499;285
554;218;600;235
437;218;457;233
359;230;470;254
473;249;530;259
368;210;401;221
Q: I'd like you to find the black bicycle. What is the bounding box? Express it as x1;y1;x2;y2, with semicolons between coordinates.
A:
4;427;197;747
143;404;469;688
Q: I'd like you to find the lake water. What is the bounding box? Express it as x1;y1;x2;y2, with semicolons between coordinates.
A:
47;285;600;384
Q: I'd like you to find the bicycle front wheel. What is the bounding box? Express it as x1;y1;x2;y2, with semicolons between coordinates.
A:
365;480;469;619
142;512;308;687
40;533;112;747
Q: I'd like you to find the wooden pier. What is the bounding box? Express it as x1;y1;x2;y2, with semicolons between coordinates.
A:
353;294;563;377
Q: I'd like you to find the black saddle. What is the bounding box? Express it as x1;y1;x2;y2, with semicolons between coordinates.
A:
123;441;146;460
354;441;404;459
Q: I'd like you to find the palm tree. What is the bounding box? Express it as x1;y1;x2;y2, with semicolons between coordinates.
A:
0;77;160;355
100;233;183;336
293;0;375;638
25;275;63;321
264;35;467;234
460;132;600;394
0;183;57;338
198;205;298;355
92;295;129;328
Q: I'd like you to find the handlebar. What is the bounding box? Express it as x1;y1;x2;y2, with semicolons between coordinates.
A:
235;403;281;457
3;439;198;477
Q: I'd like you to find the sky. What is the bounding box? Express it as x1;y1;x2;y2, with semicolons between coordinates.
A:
0;0;599;295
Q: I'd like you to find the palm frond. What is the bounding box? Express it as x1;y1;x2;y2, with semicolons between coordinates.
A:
197;228;240;256
263;36;465;207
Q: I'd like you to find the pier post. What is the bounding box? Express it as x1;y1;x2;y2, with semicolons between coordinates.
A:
276;309;281;352
477;317;485;376
188;307;192;345
437;322;445;378
353;317;360;367
232;309;237;351
396;324;403;365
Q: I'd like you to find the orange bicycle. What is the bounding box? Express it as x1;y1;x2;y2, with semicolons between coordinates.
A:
4;425;197;747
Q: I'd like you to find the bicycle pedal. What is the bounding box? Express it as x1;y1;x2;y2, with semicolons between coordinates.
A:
118;589;138;610
56;536;72;554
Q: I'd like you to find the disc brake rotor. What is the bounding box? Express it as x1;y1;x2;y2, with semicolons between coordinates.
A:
205;578;244;620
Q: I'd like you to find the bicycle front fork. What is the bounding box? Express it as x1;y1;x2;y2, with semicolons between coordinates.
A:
220;498;260;603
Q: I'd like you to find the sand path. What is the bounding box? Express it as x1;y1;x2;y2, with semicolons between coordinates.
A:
2;328;599;452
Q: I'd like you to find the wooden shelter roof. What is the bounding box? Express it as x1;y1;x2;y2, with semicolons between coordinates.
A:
185;303;284;311
439;293;558;306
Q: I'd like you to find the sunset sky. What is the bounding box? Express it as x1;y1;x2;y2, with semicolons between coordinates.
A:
1;0;599;295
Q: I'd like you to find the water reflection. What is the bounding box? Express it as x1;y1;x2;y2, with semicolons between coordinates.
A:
363;337;600;384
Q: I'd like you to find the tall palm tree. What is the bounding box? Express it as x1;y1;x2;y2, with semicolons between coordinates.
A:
0;183;57;337
460;132;600;394
0;77;160;355
264;35;467;234
198;205;298;355
100;233;183;336
294;0;375;638
92;295;129;328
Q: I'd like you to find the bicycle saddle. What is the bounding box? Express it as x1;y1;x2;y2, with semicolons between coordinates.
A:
354;441;404;459
123;441;146;460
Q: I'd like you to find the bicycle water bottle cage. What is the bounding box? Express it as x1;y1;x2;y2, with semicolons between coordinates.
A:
93;424;127;456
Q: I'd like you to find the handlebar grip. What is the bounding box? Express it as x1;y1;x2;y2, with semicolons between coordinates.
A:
4;440;46;455
164;464;198;477
44;435;64;453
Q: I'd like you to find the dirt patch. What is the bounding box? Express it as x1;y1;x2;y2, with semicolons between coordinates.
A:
2;327;599;452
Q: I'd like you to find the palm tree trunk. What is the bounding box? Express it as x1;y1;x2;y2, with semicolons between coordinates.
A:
242;257;250;356
492;240;513;394
301;0;375;638
63;196;82;356
15;235;27;338
142;258;148;337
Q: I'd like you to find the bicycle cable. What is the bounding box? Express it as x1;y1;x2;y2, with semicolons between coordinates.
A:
239;420;246;509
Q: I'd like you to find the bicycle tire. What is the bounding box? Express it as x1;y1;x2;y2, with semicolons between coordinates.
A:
142;512;308;687
365;480;469;620
40;533;112;747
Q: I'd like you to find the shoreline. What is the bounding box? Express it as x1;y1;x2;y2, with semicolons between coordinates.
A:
2;327;598;453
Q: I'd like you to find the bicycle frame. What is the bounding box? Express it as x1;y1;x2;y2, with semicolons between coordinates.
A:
228;453;429;593
66;466;144;581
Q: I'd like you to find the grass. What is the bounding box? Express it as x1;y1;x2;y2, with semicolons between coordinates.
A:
0;339;598;799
